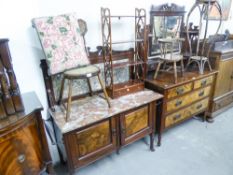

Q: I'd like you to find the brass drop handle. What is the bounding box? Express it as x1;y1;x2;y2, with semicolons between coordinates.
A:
201;80;207;86
198;91;205;97
176;87;184;95
175;100;182;107
173;114;181;121
18;154;25;163
196;104;203;110
112;128;116;136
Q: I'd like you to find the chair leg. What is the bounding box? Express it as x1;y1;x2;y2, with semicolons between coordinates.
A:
207;59;212;71
97;74;111;108
180;59;184;77
87;77;93;96
154;62;162;79
173;61;177;84
66;79;73;122
58;77;65;105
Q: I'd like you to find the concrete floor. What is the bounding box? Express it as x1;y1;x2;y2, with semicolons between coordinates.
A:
54;107;233;175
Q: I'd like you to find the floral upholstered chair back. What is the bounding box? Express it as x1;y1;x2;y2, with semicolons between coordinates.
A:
32;13;89;75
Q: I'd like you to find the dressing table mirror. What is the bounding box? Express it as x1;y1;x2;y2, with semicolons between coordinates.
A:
149;3;185;57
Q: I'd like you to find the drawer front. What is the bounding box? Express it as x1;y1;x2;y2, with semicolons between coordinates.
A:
113;83;144;98
124;106;149;138
194;75;213;89
166;86;211;113
167;83;192;99
214;93;233;111
76;120;114;157
165;98;209;128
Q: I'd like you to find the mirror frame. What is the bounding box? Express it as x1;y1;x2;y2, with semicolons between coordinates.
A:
149;3;186;57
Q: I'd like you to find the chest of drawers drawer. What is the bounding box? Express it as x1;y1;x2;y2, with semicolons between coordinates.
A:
166;86;211;113
165;98;209;128
194;75;213;89
167;83;192;99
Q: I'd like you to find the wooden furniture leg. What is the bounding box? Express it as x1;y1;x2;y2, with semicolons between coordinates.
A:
173;61;177;83
87;77;93;96
66;79;73;122
97;74;111;107
154;61;162;79
58;77;65;105
150;132;155;152
181;59;184;77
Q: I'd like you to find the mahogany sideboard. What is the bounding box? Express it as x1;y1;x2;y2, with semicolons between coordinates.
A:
50;89;163;174
0;92;54;175
145;70;218;145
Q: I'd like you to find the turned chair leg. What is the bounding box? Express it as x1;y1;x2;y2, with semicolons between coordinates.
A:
66;79;73;122
58;77;65;105
173;61;177;84
181;59;184;77
97;74;111;108
154;61;162;79
87;77;93;96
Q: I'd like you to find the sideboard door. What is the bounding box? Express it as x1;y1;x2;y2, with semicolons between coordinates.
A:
64;117;117;171
120;105;152;146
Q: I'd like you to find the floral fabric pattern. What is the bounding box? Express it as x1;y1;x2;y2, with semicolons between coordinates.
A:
32;13;89;75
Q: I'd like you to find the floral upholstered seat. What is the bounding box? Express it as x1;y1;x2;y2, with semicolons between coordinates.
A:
32;13;90;75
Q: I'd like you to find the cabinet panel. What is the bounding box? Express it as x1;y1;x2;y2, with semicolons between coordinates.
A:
76;120;112;157
0;117;43;175
120;105;151;145
214;59;233;97
125;106;148;137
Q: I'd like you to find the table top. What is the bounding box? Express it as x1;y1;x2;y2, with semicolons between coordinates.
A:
0;92;43;130
50;89;163;134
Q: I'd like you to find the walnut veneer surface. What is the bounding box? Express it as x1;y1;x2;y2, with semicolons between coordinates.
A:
0;92;54;175
50;89;163;133
145;70;218;145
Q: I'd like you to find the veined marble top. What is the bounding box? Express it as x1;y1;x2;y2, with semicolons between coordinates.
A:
50;89;163;133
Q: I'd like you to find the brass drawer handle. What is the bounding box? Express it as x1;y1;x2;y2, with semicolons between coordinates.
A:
175;100;182;107
18;154;25;163
196;104;203;110
176;87;184;95
112;128;116;136
198;91;205;97
173;114;181;121
201;80;207;86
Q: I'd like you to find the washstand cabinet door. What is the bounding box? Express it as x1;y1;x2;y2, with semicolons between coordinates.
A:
67;117;117;168
0;116;44;175
120;105;152;146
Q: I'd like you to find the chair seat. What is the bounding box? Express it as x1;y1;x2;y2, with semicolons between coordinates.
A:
64;65;100;78
160;53;183;62
190;56;208;61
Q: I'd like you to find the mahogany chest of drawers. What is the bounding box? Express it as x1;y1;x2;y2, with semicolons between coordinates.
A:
145;71;218;145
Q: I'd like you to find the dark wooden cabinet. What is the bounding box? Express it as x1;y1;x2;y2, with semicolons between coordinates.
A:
50;90;162;174
209;50;233;117
0;92;54;175
145;71;217;145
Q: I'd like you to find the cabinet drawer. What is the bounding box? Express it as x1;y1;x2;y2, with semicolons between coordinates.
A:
167;83;192;99
165;98;209;128
214;93;233;111
194;75;213;89
166;86;211;113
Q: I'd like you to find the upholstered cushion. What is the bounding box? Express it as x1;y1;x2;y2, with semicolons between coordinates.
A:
32;13;89;75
